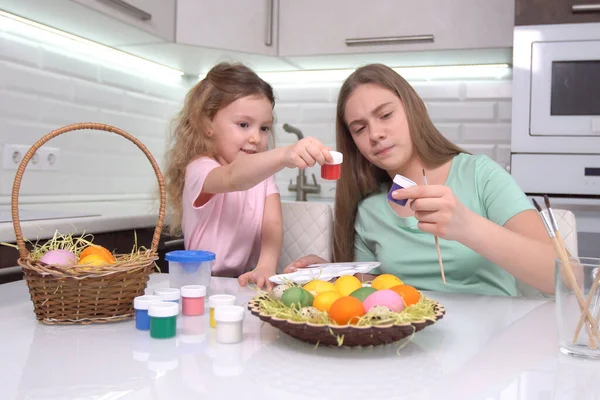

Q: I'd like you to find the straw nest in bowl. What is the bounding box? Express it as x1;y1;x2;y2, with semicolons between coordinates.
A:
248;284;445;348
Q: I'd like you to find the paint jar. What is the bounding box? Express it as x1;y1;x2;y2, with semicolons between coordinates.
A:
166;250;215;293
133;295;163;331
321;151;343;180
208;294;236;329
214;305;245;344
154;288;181;304
181;285;206;316
387;174;417;206
148;302;179;339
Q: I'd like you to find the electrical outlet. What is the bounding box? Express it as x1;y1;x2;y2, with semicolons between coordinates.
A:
3;144;60;171
37;146;60;171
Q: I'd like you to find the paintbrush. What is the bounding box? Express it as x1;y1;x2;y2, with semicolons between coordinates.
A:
533;198;600;347
544;195;571;257
547;194;600;343
422;169;446;284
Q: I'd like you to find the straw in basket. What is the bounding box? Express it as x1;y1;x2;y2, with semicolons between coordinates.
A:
11;123;166;325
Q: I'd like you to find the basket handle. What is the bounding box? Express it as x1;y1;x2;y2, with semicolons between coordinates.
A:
11;123;166;259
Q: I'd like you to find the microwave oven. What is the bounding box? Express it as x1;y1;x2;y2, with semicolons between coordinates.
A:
511;22;600;199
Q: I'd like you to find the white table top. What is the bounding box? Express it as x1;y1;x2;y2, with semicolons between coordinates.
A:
1;274;599;400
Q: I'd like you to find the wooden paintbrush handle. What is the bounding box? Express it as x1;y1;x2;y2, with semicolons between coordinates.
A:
553;238;600;347
434;236;446;284
573;266;600;343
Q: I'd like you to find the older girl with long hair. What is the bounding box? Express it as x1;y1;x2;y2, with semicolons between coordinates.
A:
286;64;555;296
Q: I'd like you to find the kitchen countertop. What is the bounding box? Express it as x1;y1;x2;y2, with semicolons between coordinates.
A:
0;198;335;244
1;274;599;400
0;200;162;244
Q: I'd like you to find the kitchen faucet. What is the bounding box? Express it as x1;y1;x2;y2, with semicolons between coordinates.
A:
283;123;321;201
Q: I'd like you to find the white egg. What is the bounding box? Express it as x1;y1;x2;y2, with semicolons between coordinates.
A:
270;284;290;300
369;305;393;317
300;306;321;321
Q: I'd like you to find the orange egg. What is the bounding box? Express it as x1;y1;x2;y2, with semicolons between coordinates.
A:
328;296;365;325
390;284;421;307
79;245;115;263
78;254;109;266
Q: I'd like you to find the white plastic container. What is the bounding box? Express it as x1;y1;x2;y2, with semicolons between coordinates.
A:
214;305;245;344
166;250;215;292
208;294;236;329
154;288;181;303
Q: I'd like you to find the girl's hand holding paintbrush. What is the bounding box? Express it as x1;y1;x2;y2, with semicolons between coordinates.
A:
390;184;475;242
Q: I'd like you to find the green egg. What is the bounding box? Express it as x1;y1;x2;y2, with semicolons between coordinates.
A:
350;287;377;302
281;287;314;309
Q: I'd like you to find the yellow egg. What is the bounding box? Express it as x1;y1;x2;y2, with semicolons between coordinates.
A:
312;291;343;313
303;280;337;295
334;275;363;296
371;274;404;291
78;254;109;266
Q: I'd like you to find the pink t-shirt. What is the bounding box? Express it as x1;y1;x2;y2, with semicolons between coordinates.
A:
181;157;279;277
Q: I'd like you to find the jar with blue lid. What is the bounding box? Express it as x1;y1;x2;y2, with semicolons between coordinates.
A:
166;250;215;294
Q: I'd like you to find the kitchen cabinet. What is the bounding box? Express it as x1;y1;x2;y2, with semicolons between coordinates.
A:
0;0;174;46
515;0;600;26
278;0;514;57
176;0;278;56
71;0;176;42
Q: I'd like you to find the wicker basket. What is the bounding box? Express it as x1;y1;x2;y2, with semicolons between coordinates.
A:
248;295;446;347
11;123;166;325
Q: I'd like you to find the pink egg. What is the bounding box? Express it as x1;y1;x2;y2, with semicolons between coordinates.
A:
363;290;405;313
39;249;77;267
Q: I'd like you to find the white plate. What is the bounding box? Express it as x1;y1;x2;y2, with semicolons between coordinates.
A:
268;262;380;285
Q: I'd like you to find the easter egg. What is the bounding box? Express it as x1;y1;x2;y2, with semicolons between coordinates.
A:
334;275;362;296
303;280;337;296
281;287;314;309
363;290;405;313
369;305;393;317
328;296;366;325
390;284;421;307
312;291;343;313
39;249;76;267
270;284;290;300
300;306;322;322
78;254;110;266
349;287;377;302
79;244;115;263
371;274;403;290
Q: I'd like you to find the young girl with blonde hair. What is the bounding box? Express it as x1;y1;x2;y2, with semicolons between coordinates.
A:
165;62;332;289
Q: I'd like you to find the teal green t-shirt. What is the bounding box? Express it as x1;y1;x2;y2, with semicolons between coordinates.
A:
354;153;534;296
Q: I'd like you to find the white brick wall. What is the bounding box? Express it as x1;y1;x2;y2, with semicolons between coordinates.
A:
0;31;189;203
0;30;515;204
271;79;513;199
